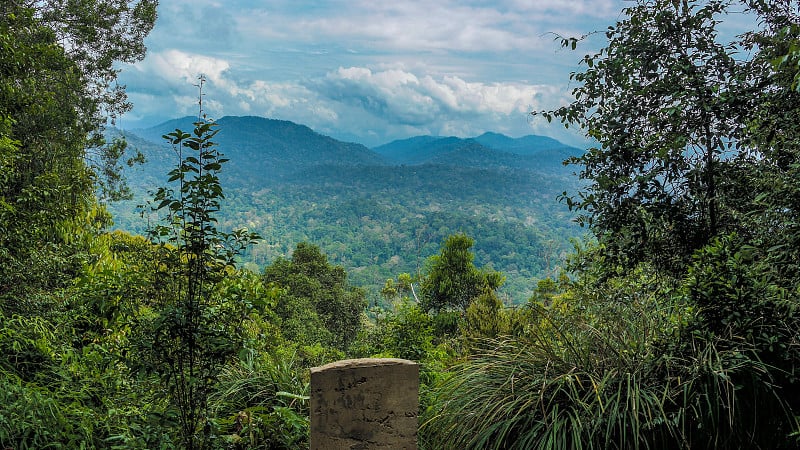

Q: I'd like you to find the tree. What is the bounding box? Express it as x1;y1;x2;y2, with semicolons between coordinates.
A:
540;0;750;274
531;1;800;446
0;5;96;311
1;0;156;205
0;0;156;313
380;272;415;305
13;0;158;126
529;277;560;307
379;299;434;362
734;1;800;287
420;233;503;313
131;83;260;448
0;1;163;446
263;242;366;351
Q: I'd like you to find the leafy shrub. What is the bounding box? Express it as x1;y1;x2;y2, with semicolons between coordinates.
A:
209;352;310;449
422;254;800;449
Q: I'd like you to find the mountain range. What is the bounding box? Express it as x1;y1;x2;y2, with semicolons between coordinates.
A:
109;115;586;304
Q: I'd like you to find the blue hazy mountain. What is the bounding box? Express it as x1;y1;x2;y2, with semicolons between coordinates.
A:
112;115;583;302
130;115;386;186
131;117;582;180
371;136;461;164
373;133;582;171
473;132;576;154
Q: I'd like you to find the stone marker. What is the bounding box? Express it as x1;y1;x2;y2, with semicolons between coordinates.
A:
310;358;419;450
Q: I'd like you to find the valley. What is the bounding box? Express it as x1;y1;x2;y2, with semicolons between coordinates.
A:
108;115;585;303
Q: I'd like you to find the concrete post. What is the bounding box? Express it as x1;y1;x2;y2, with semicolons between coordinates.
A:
310;358;419;450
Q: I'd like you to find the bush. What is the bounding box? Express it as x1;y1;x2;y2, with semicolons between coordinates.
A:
209;351;310;449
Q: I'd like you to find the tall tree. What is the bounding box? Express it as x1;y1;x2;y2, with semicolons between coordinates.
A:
0;0;156;312
263;242;366;351
540;0;748;274
537;1;800;443
735;1;800;285
420;233;503;313
13;0;157;126
134;93;260;448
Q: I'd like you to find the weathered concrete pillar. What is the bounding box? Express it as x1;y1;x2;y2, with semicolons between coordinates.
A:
310;358;419;450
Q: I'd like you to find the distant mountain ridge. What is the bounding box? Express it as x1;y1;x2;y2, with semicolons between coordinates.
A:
111;115;585;303
130;116;385;186
123;116;583;188
372;132;582;171
473;132;576;155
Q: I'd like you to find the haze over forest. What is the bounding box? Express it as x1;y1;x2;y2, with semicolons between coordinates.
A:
109;115;585;302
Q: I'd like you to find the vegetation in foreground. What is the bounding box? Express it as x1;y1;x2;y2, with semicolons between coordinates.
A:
2;0;800;449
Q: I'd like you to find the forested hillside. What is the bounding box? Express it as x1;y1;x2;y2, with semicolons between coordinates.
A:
108;117;583;302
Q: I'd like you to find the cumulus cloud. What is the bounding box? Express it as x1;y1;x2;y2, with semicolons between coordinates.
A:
117;0;618;146
121;49;580;146
311;66;551;129
238;0;620;54
123;49;313;119
307;66;581;145
145;50;231;87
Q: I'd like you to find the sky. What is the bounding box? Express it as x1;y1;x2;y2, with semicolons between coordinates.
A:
117;0;629;147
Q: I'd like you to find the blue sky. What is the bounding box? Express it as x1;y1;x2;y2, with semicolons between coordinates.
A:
117;1;628;147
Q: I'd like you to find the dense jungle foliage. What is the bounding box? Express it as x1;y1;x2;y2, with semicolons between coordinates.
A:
2;0;800;449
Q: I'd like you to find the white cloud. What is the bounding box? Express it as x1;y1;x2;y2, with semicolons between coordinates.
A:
144;50;231;87
505;0;618;15
241;1;537;53
122;47;584;145
315;66;552;123
118;1;616;146
235;0;624;55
